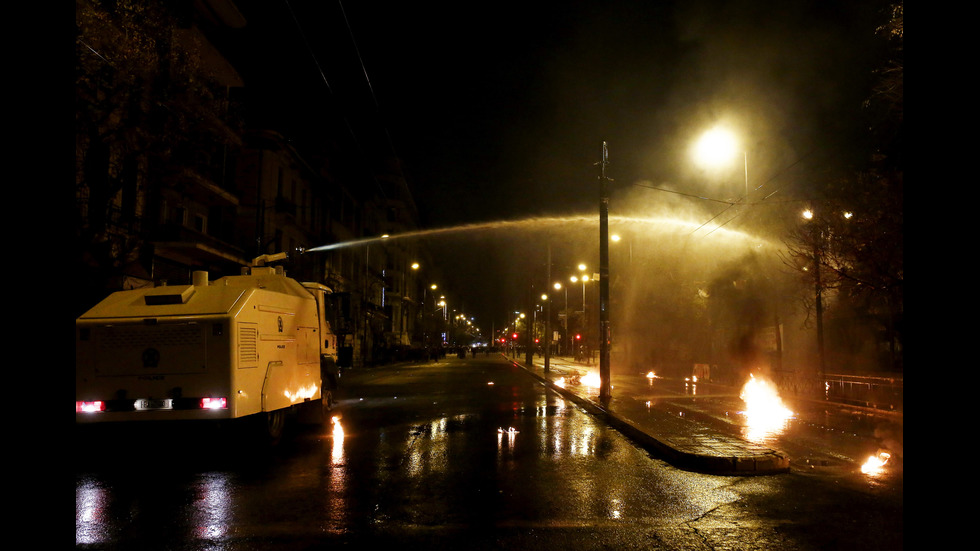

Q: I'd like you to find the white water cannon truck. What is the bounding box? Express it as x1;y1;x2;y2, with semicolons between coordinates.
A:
75;253;340;442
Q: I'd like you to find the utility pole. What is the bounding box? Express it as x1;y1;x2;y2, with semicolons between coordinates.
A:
813;240;825;382
598;142;612;404
525;282;534;368
544;241;552;374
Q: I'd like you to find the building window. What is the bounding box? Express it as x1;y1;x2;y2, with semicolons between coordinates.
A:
192;213;207;233
170;206;187;226
301;189;308;226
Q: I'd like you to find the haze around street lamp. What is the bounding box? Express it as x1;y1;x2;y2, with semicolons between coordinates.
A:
693;126;739;168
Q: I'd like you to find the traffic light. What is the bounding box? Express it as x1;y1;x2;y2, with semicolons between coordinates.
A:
575;334;581;341
512;333;519;340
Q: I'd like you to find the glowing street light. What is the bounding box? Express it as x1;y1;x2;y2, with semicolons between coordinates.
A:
571;274;589;299
611;233;632;264
801;208;825;380
693;127;738;167
554;281;568;355
693;125;749;201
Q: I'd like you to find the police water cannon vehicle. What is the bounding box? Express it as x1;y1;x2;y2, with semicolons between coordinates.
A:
75;253;340;442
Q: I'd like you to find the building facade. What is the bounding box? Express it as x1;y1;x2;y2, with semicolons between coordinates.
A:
75;0;427;367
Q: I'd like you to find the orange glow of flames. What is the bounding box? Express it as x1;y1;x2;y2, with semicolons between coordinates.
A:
330;415;344;462
554;372;609;390
581;371;602;388
861;451;891;475
739;374;793;441
285;384;319;402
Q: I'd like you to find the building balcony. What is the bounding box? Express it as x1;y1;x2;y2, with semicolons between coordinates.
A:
152;222;247;268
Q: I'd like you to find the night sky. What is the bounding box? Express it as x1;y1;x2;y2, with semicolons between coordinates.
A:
225;0;894;337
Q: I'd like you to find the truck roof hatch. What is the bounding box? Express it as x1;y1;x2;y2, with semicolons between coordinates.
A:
143;285;196;305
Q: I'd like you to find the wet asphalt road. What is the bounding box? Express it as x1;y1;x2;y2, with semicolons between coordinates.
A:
76;354;903;550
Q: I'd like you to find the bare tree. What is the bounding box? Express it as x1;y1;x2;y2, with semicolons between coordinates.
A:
76;0;241;310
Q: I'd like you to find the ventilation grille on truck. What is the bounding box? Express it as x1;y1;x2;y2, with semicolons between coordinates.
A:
99;324;203;349
239;325;258;364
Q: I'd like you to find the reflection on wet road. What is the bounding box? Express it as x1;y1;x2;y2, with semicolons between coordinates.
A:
76;355;902;550
612;367;903;482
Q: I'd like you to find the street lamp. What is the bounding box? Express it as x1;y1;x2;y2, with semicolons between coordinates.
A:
554;282;566;355
802;208;826;382
421;282;438;346
693;125;748;201
570;274;589;311
569;272;590;363
611;233;632;264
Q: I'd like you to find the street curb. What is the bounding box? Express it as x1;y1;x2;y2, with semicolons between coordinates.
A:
514;360;790;476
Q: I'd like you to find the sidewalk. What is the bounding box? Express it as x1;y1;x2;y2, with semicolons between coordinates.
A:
508;353;791;476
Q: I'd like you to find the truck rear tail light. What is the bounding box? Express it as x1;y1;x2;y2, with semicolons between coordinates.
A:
200;397;227;410
76;401;105;413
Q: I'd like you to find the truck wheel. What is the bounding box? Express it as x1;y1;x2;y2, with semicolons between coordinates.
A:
314;390;333;425
297;391;333;425
263;409;286;444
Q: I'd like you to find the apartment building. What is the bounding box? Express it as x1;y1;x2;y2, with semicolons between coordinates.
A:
75;0;427;367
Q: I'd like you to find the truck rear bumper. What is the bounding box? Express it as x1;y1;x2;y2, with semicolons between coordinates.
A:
75;407;235;424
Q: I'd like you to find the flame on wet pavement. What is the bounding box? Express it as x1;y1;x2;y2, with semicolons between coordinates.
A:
580;371;601;388
739;374;794;442
861;451;891;475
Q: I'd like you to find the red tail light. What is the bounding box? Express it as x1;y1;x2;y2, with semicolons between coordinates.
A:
200;397;227;410
76;401;105;413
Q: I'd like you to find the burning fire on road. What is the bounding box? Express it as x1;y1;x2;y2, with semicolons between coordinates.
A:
580;371;602;388
554;370;609;390
739;374;794;442
861;450;891;475
330;415;345;462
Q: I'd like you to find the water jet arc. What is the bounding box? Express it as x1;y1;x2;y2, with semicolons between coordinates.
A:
304;214;777;252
